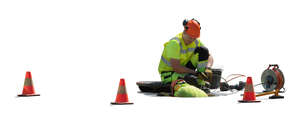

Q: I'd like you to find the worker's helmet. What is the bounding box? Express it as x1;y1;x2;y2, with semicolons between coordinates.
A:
183;18;201;39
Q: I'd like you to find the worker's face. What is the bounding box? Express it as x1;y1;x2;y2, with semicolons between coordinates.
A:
183;32;197;45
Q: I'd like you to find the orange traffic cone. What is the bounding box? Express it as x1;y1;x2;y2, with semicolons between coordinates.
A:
18;71;40;97
239;77;260;103
111;78;133;105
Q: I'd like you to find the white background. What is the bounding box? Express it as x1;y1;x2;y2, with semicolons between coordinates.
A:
0;0;299;118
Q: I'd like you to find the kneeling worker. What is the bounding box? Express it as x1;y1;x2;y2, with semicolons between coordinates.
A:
158;19;214;97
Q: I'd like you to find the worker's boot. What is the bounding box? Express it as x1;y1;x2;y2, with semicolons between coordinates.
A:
198;83;211;94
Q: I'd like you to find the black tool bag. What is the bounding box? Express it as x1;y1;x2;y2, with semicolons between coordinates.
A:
210;68;222;89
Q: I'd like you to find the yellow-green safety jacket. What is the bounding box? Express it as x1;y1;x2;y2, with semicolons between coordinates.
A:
158;32;205;74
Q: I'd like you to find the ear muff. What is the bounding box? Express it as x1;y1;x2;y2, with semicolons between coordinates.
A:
183;19;189;30
192;18;200;25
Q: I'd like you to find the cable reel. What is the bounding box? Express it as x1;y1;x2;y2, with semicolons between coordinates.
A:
261;64;285;92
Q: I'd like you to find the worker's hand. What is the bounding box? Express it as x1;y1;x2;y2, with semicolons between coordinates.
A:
205;68;212;74
205;68;213;83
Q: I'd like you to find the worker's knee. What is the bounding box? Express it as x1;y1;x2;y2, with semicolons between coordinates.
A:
194;46;209;61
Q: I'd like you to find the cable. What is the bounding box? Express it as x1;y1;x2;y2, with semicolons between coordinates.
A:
225;74;246;83
254;83;263;87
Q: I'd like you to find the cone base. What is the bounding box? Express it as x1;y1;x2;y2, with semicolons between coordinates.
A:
111;102;134;105
18;94;40;97
238;100;261;103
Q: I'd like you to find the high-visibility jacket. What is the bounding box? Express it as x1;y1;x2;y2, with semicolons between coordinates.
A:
158;32;204;74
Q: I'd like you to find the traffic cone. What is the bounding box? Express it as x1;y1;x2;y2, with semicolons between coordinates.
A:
18;71;40;97
238;77;260;103
111;78;133;105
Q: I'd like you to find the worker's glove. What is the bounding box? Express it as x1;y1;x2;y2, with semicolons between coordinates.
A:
205;68;213;83
196;72;209;81
194;46;209;61
196;68;213;84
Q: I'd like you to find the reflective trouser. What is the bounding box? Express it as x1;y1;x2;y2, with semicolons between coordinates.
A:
160;71;208;86
160;59;208;84
160;71;186;84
